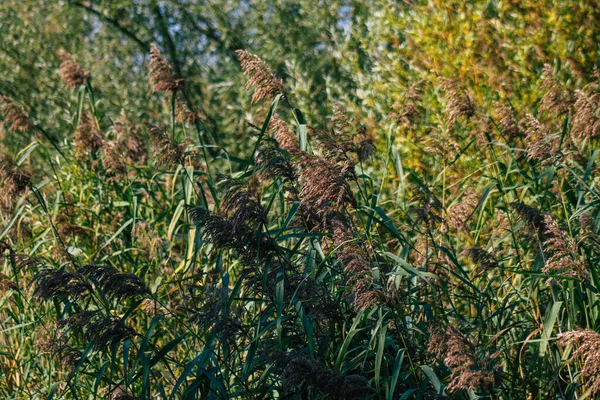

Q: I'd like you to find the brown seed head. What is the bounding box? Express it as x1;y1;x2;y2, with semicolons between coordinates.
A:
58;49;91;89
236;50;285;104
440;78;475;125
558;329;600;397
148;43;182;93
0;96;33;134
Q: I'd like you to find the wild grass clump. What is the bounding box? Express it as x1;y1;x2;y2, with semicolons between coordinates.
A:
0;16;600;400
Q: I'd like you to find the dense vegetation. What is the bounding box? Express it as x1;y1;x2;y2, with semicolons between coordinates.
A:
1;1;600;399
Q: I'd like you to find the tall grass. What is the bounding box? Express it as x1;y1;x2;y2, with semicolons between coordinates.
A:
0;45;599;400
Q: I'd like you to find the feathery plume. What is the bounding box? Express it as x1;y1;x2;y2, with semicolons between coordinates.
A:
460;248;498;274
493;101;520;140
255;143;296;182
267;351;375;399
79;264;149;301
429;325;497;392
542;214;586;281
113;112;147;164
74;112;104;158
103;141;128;180
410;184;443;229
0;158;31;203
357;138;376;162
440;78;475;125
296;153;356;221
41;336;81;370
270;115;298;152
84;316;136;350
148;44;182;93
571;89;600;142
236;50;285;104
523;114;560;165
331;218;382;311
33;268;91;300
146;122;186;166
176;100;206;124
58;49;91;89
0;96;33;133
539;64;572;115
448;191;479;232
558;329;600;397
511;202;546;238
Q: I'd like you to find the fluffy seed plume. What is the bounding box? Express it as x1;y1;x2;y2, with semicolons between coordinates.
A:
522;114;560;165
542;214;587;281
558;329;600;397
429;325;497;393
448;191;479;232
84;316;136;350
33;268;91;300
331;218;383;311
440;78;475;125
571;89;600;142
270;115;298;152
539;64;572;116
103;141;128;180
460;248;498;274
0;96;33;134
58;49;91;89
113;111;147;164
74;112;104;158
236;50;285;104
296;153;356;222
79;264;149;301
41;336;82;371
148;44;182;93
146;122;186;166
493;101;520;141
0;158;31;203
267;351;375;399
